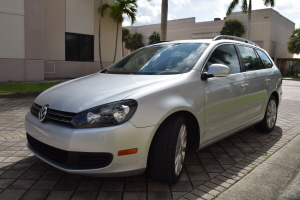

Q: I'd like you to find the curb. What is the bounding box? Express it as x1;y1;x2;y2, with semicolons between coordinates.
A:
0;91;41;98
282;77;300;81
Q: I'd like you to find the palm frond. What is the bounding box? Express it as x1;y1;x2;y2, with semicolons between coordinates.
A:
101;3;111;17
148;31;160;45
220;19;245;37
122;28;130;42
264;0;275;7
241;0;248;13
125;32;144;51
226;0;239;15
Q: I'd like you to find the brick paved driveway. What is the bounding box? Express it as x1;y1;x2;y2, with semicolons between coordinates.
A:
0;79;299;200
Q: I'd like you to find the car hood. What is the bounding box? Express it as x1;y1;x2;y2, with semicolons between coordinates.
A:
35;73;181;113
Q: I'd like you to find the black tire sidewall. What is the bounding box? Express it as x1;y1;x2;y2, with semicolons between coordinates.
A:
256;95;278;132
148;114;187;184
169;117;187;182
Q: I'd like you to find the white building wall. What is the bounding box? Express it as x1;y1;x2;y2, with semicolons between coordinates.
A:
124;8;295;62
66;0;94;35
0;0;25;59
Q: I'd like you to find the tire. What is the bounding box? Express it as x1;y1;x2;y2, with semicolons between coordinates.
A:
255;96;278;133
148;114;187;184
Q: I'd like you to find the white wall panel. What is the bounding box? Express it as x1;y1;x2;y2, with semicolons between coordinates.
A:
66;0;94;35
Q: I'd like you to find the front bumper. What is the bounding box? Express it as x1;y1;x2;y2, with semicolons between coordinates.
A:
25;112;158;176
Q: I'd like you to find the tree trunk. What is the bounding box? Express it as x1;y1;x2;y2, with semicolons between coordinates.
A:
160;0;168;41
113;22;119;63
122;42;124;57
247;0;252;40
99;0;103;70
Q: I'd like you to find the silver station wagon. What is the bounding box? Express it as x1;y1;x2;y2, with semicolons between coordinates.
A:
25;35;282;184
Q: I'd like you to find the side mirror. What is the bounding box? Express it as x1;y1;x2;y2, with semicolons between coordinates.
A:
201;64;230;79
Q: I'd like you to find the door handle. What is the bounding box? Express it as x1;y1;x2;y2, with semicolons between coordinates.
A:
265;78;270;83
241;83;248;88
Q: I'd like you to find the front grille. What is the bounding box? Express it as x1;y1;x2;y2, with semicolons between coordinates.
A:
31;103;76;124
27;133;113;169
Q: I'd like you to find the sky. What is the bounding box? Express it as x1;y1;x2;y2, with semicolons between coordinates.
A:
122;0;300;28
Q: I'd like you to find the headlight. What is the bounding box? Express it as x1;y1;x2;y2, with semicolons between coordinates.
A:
71;100;137;128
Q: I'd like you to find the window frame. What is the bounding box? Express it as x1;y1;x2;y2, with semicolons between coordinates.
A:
235;44;266;72
255;49;274;69
65;32;94;62
202;43;243;75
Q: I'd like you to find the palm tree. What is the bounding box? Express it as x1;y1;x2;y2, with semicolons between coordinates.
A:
146;0;167;41
101;0;137;62
122;28;130;56
220;19;245;37
125;32;144;51
148;31;160;45
287;28;300;54
160;0;168;41
226;0;275;40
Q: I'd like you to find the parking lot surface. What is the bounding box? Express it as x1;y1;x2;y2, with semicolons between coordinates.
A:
0;79;299;200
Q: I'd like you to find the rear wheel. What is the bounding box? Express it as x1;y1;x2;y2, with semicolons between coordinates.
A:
148;115;187;184
255;96;278;132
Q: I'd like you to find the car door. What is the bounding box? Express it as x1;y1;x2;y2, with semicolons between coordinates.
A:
201;44;248;145
236;45;271;123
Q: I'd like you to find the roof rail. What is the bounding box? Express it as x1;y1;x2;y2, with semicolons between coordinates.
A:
153;41;169;44
213;35;258;46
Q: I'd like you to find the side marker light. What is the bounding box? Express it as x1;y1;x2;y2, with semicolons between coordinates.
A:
118;148;138;156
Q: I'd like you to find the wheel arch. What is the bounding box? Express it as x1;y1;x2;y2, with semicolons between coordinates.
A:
146;110;200;183
270;90;279;106
148;110;200;154
174;111;200;152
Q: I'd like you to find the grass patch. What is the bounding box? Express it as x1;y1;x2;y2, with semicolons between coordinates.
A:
283;74;300;78
0;82;61;93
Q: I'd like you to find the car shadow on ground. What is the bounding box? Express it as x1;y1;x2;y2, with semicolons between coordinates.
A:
0;126;283;199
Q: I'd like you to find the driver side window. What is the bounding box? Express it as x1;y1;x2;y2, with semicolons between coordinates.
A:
206;44;241;74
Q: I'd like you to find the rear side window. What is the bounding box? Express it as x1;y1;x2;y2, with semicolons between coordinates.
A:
237;46;264;71
256;50;273;68
206;44;241;74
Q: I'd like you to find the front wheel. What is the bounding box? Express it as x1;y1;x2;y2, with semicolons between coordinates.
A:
255;96;278;132
148;115;187;184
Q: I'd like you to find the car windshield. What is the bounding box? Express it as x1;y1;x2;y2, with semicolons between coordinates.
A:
103;43;209;75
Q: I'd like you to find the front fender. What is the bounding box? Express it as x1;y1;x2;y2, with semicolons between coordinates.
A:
127;71;205;128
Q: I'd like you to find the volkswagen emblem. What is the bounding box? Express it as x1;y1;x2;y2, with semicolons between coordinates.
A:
38;105;49;122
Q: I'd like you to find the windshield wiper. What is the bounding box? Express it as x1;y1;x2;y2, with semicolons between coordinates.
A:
100;69;107;73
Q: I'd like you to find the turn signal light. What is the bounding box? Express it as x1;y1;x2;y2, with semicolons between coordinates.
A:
118;148;138;156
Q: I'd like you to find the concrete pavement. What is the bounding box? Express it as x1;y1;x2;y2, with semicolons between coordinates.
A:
277;167;300;200
216;126;300;200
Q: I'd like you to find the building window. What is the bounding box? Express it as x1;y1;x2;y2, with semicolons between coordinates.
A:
65;33;94;61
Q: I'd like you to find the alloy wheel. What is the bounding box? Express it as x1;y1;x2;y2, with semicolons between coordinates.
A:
174;124;187;176
267;99;277;128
